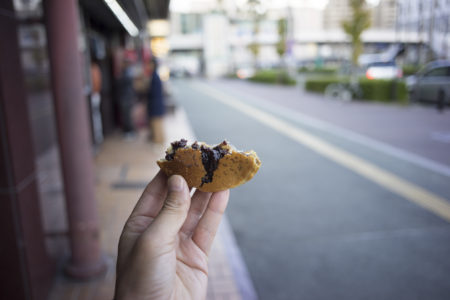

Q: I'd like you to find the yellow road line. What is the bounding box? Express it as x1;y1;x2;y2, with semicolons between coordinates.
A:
191;82;450;223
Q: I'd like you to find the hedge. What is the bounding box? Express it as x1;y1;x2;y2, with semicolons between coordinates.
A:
358;79;408;103
248;70;297;85
304;77;350;93
305;77;408;103
402;65;423;76
298;66;338;75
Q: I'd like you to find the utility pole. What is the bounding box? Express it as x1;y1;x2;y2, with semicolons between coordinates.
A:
427;0;437;61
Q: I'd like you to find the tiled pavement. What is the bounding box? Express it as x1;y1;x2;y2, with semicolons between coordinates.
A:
46;108;256;300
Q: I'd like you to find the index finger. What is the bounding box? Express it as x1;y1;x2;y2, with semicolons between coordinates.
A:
118;170;169;272
130;170;168;219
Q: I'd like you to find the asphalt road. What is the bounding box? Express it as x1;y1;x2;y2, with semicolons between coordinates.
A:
171;79;450;300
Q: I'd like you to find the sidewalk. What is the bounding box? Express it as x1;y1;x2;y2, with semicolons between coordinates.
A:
48;108;255;300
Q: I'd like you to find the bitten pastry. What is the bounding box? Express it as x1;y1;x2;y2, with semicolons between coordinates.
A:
157;139;261;192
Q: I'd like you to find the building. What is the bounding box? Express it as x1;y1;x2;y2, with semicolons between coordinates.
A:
168;0;420;75
324;0;397;30
169;1;328;76
323;0;351;30
373;0;397;29
396;0;450;61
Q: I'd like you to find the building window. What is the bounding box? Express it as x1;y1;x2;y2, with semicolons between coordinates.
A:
180;14;202;34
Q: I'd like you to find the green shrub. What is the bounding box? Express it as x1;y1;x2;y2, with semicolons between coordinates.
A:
305;77;408;103
298;66;338;75
225;72;238;79
358;79;408;103
248;70;277;84
277;71;297;85
298;66;309;73
249;70;296;85
402;65;423;76
304;77;350;93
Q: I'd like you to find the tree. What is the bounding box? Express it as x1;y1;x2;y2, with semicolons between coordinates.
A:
248;20;261;68
276;18;287;61
246;0;264;69
341;0;371;66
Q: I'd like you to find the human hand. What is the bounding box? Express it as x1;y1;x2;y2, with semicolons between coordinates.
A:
115;171;230;299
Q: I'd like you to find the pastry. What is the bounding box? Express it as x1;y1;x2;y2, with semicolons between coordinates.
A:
157;139;261;192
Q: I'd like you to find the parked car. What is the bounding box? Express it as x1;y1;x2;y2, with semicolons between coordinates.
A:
406;60;450;107
365;61;403;80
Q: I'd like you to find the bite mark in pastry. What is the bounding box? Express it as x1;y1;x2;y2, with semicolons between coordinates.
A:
157;139;261;192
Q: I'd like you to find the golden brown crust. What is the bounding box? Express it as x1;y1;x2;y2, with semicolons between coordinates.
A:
204;150;261;192
157;144;261;192
157;148;204;188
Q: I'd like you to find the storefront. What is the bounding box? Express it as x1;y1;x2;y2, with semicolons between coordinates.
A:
0;0;169;299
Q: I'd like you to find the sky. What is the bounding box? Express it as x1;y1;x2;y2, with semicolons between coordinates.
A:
170;0;381;12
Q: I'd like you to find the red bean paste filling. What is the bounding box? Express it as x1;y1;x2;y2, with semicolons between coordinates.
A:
165;139;188;160
200;141;229;186
191;141;200;150
164;139;229;186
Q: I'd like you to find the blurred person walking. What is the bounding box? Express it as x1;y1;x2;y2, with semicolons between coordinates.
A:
118;58;136;139
90;60;103;146
147;58;165;144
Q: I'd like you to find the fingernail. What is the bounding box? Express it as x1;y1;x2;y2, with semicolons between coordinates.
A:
168;176;184;192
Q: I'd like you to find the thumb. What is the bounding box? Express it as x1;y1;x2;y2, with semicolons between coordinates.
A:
148;175;190;239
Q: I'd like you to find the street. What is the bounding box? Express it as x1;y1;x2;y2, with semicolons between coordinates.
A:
171;79;450;300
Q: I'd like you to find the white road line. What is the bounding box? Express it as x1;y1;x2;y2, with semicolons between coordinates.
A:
207;83;450;178
191;82;450;223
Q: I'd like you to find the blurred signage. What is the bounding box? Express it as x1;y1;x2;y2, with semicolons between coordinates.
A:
151;37;169;57
147;20;170;37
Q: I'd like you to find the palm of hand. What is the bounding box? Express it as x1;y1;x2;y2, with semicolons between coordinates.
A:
173;235;210;299
115;173;229;300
